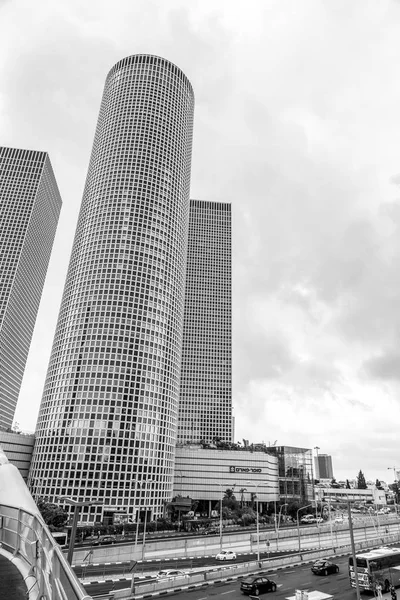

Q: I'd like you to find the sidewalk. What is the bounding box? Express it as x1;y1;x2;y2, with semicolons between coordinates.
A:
0;554;26;600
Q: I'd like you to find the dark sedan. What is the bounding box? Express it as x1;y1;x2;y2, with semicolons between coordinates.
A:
311;559;339;576
240;575;277;595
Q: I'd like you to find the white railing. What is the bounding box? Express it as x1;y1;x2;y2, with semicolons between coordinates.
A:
0;446;92;600
0;503;92;600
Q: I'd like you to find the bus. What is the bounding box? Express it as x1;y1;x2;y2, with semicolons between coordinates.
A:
349;546;400;592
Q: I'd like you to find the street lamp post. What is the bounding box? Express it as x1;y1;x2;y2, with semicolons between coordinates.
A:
130;478;155;597
388;467;399;515
140;479;155;562
296;504;313;553
248;481;261;564
176;471;187;532
276;503;288;550
58;497;102;565
321;499;334;552
218;482;224;553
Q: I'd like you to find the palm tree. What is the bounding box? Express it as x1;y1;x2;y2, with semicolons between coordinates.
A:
239;488;247;508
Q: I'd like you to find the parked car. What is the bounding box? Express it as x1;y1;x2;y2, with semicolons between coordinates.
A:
215;550;237;561
92;535;117;546
240;575;277;595
157;570;187;579
311;559;339;576
334;516;344;524
301;515;317;524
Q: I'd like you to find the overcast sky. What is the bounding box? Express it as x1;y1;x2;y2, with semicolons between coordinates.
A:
3;0;400;484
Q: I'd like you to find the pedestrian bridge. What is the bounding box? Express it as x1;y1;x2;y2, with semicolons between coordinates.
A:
0;447;91;600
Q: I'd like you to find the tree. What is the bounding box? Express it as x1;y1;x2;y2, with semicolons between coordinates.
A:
375;479;383;490
356;470;367;489
36;498;69;531
239;488;247;508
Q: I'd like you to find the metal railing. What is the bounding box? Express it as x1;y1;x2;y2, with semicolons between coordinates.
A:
0;502;92;600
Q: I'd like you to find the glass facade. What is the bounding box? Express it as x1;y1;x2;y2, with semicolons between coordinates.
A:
178;200;232;444
268;445;315;503
0;147;62;429
29;55;194;522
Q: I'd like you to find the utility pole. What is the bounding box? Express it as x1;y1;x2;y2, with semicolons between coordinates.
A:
348;500;361;600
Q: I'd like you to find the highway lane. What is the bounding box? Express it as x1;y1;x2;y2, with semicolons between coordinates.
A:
162;555;356;600
139;519;400;559
75;549;301;579
83;554;356;599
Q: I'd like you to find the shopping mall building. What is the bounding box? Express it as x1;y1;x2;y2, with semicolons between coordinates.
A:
172;444;315;515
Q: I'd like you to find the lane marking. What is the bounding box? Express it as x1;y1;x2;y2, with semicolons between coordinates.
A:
221;591;236;595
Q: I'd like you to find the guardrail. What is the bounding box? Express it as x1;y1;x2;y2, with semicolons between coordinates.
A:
0;502;93;600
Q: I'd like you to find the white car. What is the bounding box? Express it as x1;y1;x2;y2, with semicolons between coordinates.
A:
157;570;187;579
334;516;344;524
215;550;237;561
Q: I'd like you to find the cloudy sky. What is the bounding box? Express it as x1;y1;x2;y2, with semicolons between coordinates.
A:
2;0;400;483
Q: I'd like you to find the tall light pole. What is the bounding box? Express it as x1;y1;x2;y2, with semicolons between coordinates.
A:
248;481;261;564
321;500;334;552
276;503;288;550
130;478;155;597
348;499;361;600
176;471;187;531
58;497;102;565
217;482;224;553
297;504;313;552
140;479;155;561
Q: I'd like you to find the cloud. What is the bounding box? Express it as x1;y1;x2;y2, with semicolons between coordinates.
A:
4;0;400;484
364;350;400;382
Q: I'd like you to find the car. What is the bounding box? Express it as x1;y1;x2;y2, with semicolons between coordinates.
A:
311;559;339;576
240;575;277;595
157;569;187;579
215;550;237;561
92;535;117;545
334;516;344;524
301;515;317;524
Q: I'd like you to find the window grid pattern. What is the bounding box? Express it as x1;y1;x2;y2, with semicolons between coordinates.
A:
178;200;232;444
29;55;194;521
0;146;62;429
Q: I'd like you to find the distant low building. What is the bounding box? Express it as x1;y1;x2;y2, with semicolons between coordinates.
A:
0;430;35;481
315;486;387;505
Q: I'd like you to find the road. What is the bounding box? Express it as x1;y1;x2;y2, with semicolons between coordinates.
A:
164;555;356;600
75;549;300;579
83;554;356;599
79;518;400;597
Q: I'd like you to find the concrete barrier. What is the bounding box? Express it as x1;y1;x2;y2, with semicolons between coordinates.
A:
74;519;400;565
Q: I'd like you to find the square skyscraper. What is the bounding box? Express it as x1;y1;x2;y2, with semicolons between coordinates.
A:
178;199;232;445
0;147;62;429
